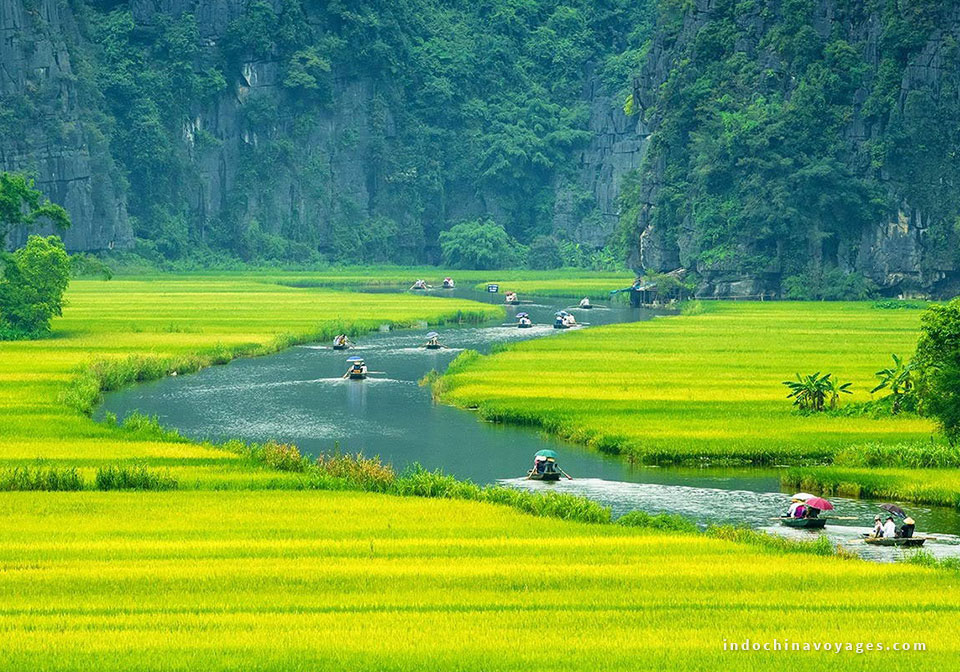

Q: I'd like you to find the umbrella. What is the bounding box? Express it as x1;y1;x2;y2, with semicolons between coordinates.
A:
791;492;816;500
346;356;364;363
516;312;529;318
535;449;558;459
879;503;906;518
804;496;833;511
426;331;439;338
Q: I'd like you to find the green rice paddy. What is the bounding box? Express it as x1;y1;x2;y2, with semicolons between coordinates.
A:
437;301;935;464
3;274;960;669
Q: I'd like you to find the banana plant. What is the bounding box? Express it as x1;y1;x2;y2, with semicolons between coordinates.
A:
872;353;915;414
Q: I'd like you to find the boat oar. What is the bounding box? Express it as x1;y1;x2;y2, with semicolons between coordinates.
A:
823;516;859;520
559;468;573;480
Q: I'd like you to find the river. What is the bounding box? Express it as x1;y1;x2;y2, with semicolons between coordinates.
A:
100;286;960;562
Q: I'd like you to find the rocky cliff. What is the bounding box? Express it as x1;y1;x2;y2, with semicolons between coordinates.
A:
2;0;641;261
627;0;960;297
0;0;132;251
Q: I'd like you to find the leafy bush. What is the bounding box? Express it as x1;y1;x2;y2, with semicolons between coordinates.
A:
783;267;878;301
617;510;698;532
69;253;114;280
783;372;851;412
0;466;84;491
914;298;960;444
251;441;308;472
527;235;564;270
873;299;931;310
94;465;177;491
439;219;524;270
314;451;395;491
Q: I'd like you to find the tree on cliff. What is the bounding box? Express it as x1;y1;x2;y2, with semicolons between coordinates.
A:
0;173;70;246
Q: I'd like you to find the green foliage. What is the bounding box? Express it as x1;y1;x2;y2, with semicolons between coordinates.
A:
0;235;71;339
914;298;960;444
783;372;850;412
0;172;70;245
0;465;84;492
617;510;698;532
526;235;564;270
871;354;916;414
69;253;113;280
94;465;178;491
783;266;878;300
439;219;524;270
833;439;960;469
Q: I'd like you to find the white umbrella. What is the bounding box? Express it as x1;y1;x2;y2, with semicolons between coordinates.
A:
791;492;815;500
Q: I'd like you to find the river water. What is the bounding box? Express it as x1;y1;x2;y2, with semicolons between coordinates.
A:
100;287;960;562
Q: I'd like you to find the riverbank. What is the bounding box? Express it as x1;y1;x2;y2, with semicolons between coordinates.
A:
4;274;960;668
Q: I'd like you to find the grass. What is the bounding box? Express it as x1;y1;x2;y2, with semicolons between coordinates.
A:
436;301;935;464
0;277;500;485
4;273;960;668
1;490;959;670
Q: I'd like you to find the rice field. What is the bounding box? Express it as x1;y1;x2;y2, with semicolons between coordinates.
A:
1;489;958;671
437;301;936;463
4;275;960;669
0;277;500;484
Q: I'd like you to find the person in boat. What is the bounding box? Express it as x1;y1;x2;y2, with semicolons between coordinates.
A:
517;313;532;328
410;279;428;290
563;313;577;328
532;455;547;474
787;498;802;517
872;516;884;537
897;517;916;538
333;334;349;348
442;277;455;289
505;291;518;304
425;334;443;348
344;359;367;378
793;502;806;518
579;297;591;309
882;516;897;539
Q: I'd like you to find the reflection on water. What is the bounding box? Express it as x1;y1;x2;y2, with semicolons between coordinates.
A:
100;287;960;563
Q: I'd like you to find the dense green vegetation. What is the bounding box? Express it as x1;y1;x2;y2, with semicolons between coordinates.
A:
0;235;72;339
620;0;960;288
64;0;651;266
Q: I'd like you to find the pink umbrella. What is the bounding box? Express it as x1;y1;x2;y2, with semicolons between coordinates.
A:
805;496;834;511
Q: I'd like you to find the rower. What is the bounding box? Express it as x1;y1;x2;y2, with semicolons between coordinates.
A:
579;297;591;309
343;357;368;379
882;516;896;538
442;277;455;289
898;517;916;538
410;279;428;290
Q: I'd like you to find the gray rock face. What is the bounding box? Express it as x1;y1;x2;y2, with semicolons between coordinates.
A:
629;0;960;297
0;0;132;251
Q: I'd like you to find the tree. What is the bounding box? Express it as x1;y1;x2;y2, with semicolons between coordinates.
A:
783;372;849;412
439;219;524;270
527;235;563;269
914;299;960;443
871;353;915;414
0;173;70;245
0;235;71;339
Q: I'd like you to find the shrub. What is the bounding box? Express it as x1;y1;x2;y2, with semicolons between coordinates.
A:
94;465;177;490
439;219;524;270
783;266;877;300
314;451;395;491
0;466;84;491
527;235;564;270
255;441;308;472
617;510;698;532
833;440;960;469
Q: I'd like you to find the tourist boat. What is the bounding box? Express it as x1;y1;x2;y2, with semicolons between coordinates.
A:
553;311;576;329
505;292;519;304
778;517;827;530
517;312;533;328
442;277;455;289
332;343;350;350
862;536;927;548
346;356;367;380
424;331;443;349
527;449;565;481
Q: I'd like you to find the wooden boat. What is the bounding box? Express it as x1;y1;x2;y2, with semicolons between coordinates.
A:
332;344;350;350
348;371;367;380
526;470;561;481
863;535;926;547
518;321;533;329
779;517;827;529
424;343;442;350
